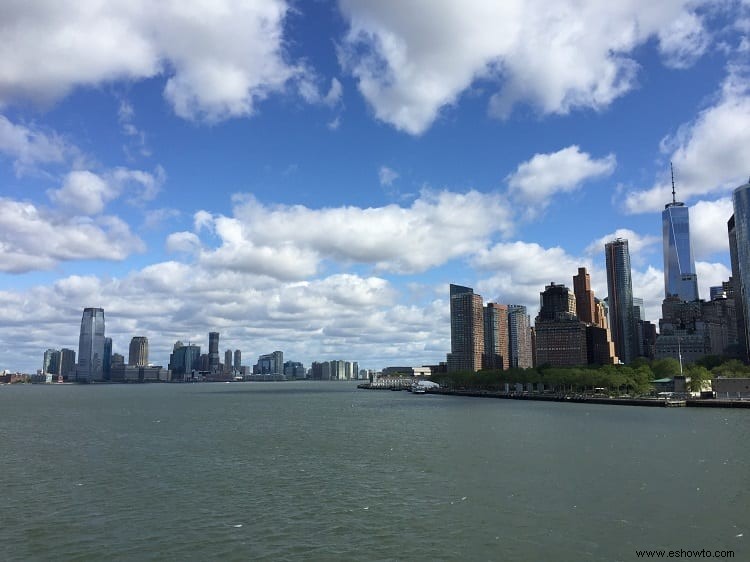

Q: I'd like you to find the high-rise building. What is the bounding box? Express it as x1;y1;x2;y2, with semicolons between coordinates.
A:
573;267;596;324
225;349;233;373
77;307;105;382
42;348;58;374
233;350;241;373
447;284;484;373
534;283;588;367
208;332;220;373
662;170;698;301
605;239;638;364
256;351;284;376
729;203;750;361
507;305;533;368
169;343;201;380
128;336;148;366
60;348;76;380
103;337;112;380
483;303;509;370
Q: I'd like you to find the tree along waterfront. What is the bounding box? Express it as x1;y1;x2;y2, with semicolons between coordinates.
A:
429;357;750;396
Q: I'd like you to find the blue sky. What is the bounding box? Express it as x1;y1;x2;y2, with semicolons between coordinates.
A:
1;0;750;372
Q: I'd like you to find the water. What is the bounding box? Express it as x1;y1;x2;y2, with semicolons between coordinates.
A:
1;382;748;561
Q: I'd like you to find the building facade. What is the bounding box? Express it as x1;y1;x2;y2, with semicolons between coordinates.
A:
76;307;106;382
447;284;484;372
507;305;533;369
731;178;750;361
605;239;638;364
128;336;149;366
208;332;220;373
663;201;699;302
483;302;509;370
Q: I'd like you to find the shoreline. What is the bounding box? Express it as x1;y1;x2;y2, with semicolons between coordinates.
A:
357;384;750;409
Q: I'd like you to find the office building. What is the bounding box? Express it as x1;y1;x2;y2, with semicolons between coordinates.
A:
662;170;699;301
605;239;638;364
128;336;149;366
169;342;201;380
76;307;106;382
42;348;59;375
483;302;509;370
255;351;284;377
573;267;596;324
447;284;485;372
103;337;112;380
208;332;220;373
729;196;750;361
225;349;233;373
507;305;533;368
60;348;76;380
534;283;588;367
234;350;241;373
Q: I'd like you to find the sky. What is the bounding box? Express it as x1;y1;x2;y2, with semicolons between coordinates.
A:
1;0;750;373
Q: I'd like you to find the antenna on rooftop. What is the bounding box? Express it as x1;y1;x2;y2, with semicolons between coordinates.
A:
670;162;677;205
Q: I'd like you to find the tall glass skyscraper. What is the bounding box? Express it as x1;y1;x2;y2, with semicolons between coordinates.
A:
605;239;638;364
208;332;220;373
662;189;698;301
77;307;105;382
732;177;750;358
507;305;533;368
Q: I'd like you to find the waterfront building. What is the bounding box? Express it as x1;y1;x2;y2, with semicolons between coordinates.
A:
534;283;588;367
605;239;638;364
112;353;124;366
483;302;509;370
224;349;233;373
76;307;106;382
234;350;241;373
662;170;699;302
60;348;76;380
573;268;596;324
128;336;149;367
507;305;533;368
208;332;220;373
169;343;201;380
447;284;484;372
103;337;112;380
283;361;305;379
730;179;750;360
255;351;284;377
110;364;168;382
42;348;59;375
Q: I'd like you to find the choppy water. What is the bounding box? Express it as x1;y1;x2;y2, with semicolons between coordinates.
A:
1;382;748;561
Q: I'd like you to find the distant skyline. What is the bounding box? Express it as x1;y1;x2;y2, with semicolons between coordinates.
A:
1;1;749;372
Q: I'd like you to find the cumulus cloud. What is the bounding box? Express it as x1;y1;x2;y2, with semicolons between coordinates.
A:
507;145;616;208
690;198;733;259
47;166;165;215
696;261;732;300
0;1;303;122
624;67;750;212
658;11;711;68
0;197;144;273
337;0;709;134
167;190;514;280
585;229;660;265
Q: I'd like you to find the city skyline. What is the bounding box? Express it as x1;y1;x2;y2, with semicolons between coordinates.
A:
1;2;750;372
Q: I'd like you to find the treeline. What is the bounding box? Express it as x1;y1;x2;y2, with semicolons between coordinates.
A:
430;357;750;395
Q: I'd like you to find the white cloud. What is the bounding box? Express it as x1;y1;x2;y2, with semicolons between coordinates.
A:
337;0;708;134
507;145;616;207
585;229;660;265
47;166;165;215
658;11;710;69
690;198;733;259
378;165;399;186
164;191;516;280
0;114;74;174
625;67;750;212
0;197;144;273
0;1;301;122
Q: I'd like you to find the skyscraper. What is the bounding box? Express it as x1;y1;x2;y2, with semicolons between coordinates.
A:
534;282;587;367
662;169;698;301
77;307;105;382
573;267;596;324
483;302;509;370
225;349;233;373
447;284;484;372
103;337;112;380
507;304;533;368
234;349;241;373
728;214;749;360
208;332;220;373
60;348;76;380
732;177;750;359
605;239;638;364
128;336;148;366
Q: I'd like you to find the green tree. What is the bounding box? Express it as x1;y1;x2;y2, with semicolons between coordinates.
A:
685;364;712;392
712;359;750;378
651;357;682;378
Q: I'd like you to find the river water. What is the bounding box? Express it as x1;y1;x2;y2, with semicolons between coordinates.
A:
1;382;748;561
